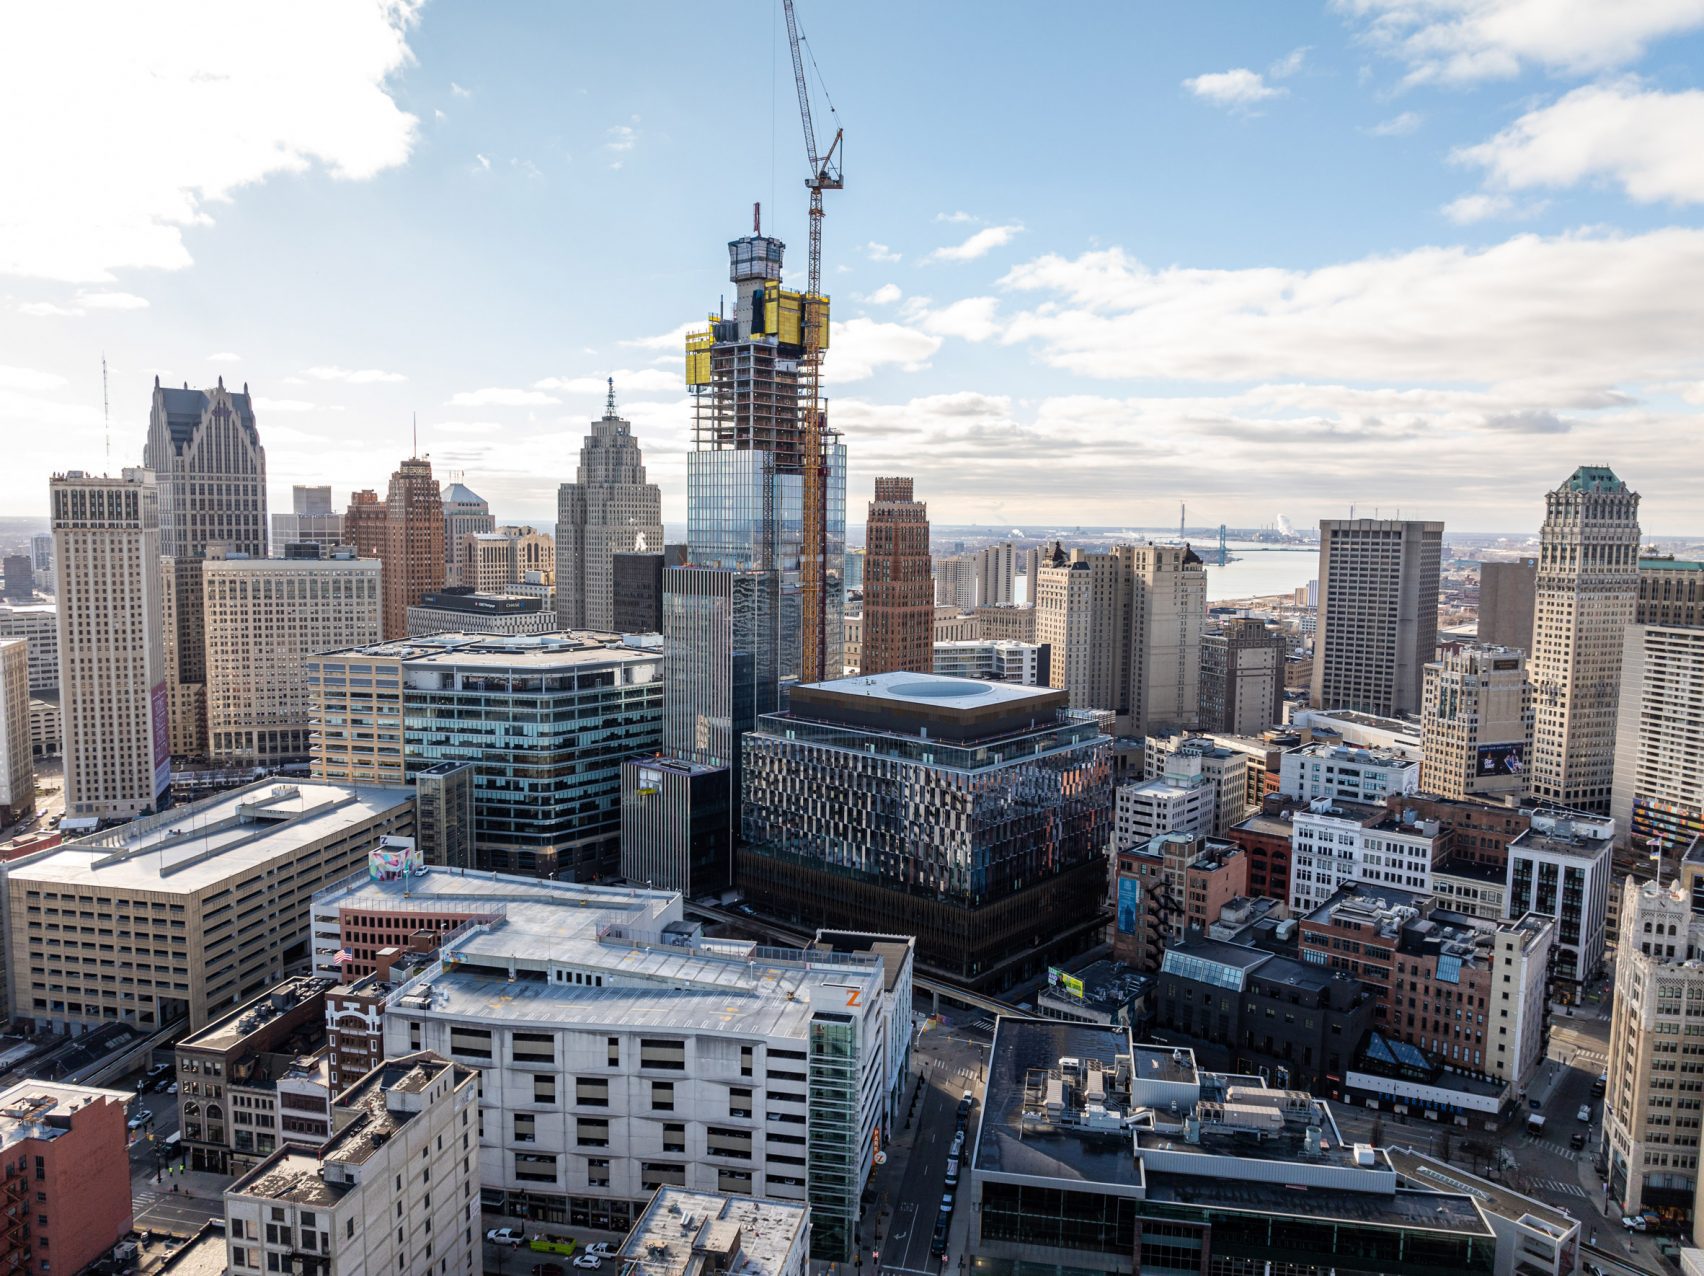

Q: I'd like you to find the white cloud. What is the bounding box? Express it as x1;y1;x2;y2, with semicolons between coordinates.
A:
919;297;1002;342
306;365;408;384
1454;82;1704;205
76;290;149;310
928;224;1023;263
473;153;491;172
253;397;322;413
450;81;471;98
829;318;943;382
620;321;701;351
0;0;420;283
935;211;977;224
866;283;903;306
445;387;560;407
532;368;680;395
1183;68;1284;109
15;301;82;317
207;351;243;363
1440;192;1547;222
1270;47;1310;78
863;242;902;264
1367;110;1423;137
1335;0;1704;85
997;228;1704;389
0;366;66;392
604;118;640;168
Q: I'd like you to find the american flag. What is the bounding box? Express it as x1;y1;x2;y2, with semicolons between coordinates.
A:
332;949;353;965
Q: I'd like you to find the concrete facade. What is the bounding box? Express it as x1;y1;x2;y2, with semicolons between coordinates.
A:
0;640;33;825
1613;623;1704;851
1311;519;1443;717
557;388;664;632
1420;647;1532;800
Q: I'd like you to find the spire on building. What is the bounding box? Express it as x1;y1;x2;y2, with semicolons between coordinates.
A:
606;376;617;418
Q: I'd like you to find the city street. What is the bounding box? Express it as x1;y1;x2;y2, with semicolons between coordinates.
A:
124;1081;227;1243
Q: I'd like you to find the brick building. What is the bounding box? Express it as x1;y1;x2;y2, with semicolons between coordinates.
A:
0;1080;133;1276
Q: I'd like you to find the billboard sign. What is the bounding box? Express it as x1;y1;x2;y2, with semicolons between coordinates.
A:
1474;741;1524;779
1116;876;1141;935
150;681;171;801
1048;967;1085;1001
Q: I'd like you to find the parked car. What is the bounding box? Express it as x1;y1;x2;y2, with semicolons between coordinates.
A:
571;1257;602;1271
1577;1104;1592;1123
584;1245;616;1259
487;1228;526;1248
1591;1073;1607;1097
941;1192;955;1213
1569;1131;1586;1150
126;1113;152;1132
1622;1215;1648;1231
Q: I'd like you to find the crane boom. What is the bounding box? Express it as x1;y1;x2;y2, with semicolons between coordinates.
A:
782;0;841;684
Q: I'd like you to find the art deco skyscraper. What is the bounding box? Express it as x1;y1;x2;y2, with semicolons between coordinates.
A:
1529;467;1640;814
143;377;267;755
1310;519;1443;717
343;489;387;560
860;477;932;674
557;381;663;631
380;457;445;640
51;469;170;818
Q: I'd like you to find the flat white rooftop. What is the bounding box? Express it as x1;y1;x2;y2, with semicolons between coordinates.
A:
620;1187;807;1275
803;670;1053;709
9;780;413;894
0;1080;131;1154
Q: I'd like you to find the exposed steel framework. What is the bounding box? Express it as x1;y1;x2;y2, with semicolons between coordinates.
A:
783;0;842;683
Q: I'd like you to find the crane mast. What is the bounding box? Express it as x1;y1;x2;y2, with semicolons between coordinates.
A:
783;0;841;684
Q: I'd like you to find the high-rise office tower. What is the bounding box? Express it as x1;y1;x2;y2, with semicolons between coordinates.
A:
439;478;493;586
0;638;32;824
1478;557;1536;650
611;552;665;633
380;456;445;639
1529;467;1640;814
2;557;32;603
1310;518;1443;717
1637;557;1704;627
343;488;386;559
974;541;1038;608
51;469;170;817
1035;543;1204;736
860;477;932;674
1199;617;1284;735
202;550;381;765
143;377;267;756
269;484;343;557
556;381;663;631
1420;646;1531;800
1612;624;1704;848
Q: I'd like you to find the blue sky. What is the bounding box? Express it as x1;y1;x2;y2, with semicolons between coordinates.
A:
6;0;1704;533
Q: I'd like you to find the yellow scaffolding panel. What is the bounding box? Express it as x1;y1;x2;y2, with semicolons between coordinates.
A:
684;324;715;387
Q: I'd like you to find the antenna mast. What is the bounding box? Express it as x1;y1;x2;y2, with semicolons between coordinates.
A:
102;354;110;467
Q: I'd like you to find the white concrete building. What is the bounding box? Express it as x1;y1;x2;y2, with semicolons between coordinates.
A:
224;1052;479;1276
1421;647;1532;801
931;638;1044;685
312;873;904;1264
1506;808;1613;997
1613;623;1704;850
1488;913;1554;1092
1115;775;1215;849
0;603;59;692
1285;706;1423;758
1279;742;1419;805
1289;799;1439;913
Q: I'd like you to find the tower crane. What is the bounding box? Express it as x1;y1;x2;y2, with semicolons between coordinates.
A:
783;0;842;684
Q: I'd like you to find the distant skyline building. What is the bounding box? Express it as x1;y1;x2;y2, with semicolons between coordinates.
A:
439;478;493;585
1636;557;1704;628
1528;467;1641;814
974;541;1037;608
0;638;33;825
1310;518;1443;718
1;555;32;603
380;456;445;640
269;483;343;557
144;377;268;757
1420;646;1532;801
202;550;382;766
342;487;386;559
51;469;170;818
933;552;976;610
859;477;933;675
28;531;53;594
0;604;58;692
611;551;664;633
1477;557;1536;651
556;381;663;631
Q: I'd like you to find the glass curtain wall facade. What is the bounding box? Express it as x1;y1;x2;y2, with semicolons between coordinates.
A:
806;1014;861;1262
403;652;662;878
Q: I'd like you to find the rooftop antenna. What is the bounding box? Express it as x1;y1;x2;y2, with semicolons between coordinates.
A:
412;411;417;458
1179;502;1186;540
102;354;110;468
605;376;617;417
754;200;762;235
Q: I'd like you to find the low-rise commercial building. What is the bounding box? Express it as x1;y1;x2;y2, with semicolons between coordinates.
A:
1280;742;1420;805
175;975;337;1172
1290;799;1439;914
223;1052;479;1276
0;1080;134;1276
616;1187;809;1276
1114;775;1215;848
406;587;557;637
0;779;413;1031
968;1020;1499;1276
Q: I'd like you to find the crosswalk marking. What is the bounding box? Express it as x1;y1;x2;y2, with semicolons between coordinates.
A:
1519;1133;1584;1159
1527;1176;1587;1199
